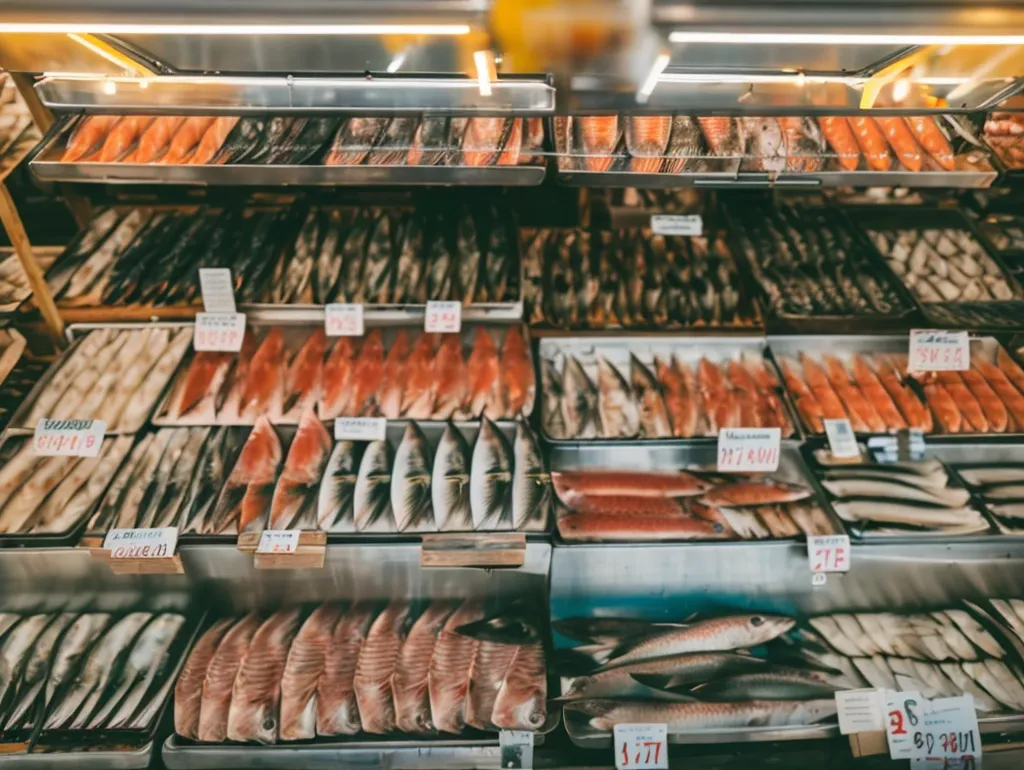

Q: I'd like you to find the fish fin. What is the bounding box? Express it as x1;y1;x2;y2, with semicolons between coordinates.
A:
629;674;701;696
550;648;611;675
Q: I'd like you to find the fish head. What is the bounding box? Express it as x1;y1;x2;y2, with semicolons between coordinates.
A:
740;613;797;645
455;613;540;644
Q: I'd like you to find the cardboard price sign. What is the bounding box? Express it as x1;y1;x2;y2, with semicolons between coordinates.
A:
257;530;300;555
808;534;851;573
425;301;462;333
33;418;105;457
103;527;178;560
717;428;781;472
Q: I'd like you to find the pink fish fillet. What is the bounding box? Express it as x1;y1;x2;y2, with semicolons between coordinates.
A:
353;602;409;733
279;604;344;741
197;613;262;742
316;604;378;736
427;600;484;733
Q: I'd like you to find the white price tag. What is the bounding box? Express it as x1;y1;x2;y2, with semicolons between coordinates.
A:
613;724;668;770
199;267;237;313
909;330;970;372
886;690;925;760
499;730;534;770
836;688;886;735
257;530;300;554
325;303;365;337
425;300;462;333
824;418;860;459
33;418;106;457
103;527;178;559
716;427;781;472
335;417;388;442
808;534;851;573
911;696;981;762
650;214;702;237
194;312;246;352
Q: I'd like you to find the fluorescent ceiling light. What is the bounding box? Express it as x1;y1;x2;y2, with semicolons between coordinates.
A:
669;31;1024;45
0;23;470;35
474;50;494;96
637;52;671;103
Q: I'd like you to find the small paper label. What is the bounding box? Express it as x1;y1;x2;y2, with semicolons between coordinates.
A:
717;427;781;472
650;214;703;237
909;330;970;372
257;530;300;555
499;730;534;770
911;695;981;762
836;688;886;735
812;572;827;587
194;312;246;352
613;723;668;770
887;690;925;760
808;534;851;573
33;418;106;457
103;527;178;559
335;417;388;441
325;303;365;337
824;418;860;458
199;268;237;313
425;301;462;333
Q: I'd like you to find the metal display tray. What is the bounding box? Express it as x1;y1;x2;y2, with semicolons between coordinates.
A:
537;334;800;444
0;742;155;769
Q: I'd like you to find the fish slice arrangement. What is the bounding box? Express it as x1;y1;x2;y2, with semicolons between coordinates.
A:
553;469;837;542
951;461;1024;534
984;112;1024;169
56;115;544;169
0;252;31;312
522;228;758;330
0;74;39;172
0;611;188;736
540;342;794;440
555;611;844;743
778;344;1024;436
977;213;1024;266
727;201;913;320
15;327;192;434
174;602;547;744
0;358;47;434
159;325;534;425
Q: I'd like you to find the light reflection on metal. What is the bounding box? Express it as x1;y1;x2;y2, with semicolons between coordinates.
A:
636;51;670;104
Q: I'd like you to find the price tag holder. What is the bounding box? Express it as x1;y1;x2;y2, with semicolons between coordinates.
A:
886;690;924;760
425;300;462;333
499;730;534;770
33;418;106;457
911;695;980;762
325;303;365;337
199;267;237;313
194;312;246;352
824;418;860;459
650;214;702;237
808;534;851;573
614;723;668;770
257;530;300;555
836;688;886;735
335;417;388;442
717;427;781;472
909;330;970;372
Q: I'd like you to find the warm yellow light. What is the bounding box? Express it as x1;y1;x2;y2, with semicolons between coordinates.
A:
1;23;471;35
474;50;494;96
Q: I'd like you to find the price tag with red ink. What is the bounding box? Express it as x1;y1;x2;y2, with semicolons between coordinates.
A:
199;267;236;313
613;723;668;770
194;312;246;352
325;303;364;337
886;690;924;760
909;330;970;372
257;530;300;555
717;427;781;472
650;214;702;237
808;534;851;573
103;527;178;560
33;418;106;457
425;301;462;333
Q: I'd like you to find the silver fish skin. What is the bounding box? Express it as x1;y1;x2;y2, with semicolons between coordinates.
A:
136;429;194;529
691;671;841;701
338;215;370;303
360;215;393;304
315;211;345;303
597;356;639;438
44;614;111;708
410;117;449;166
541;359;567;439
664;116;704;173
561;356;599;439
432;421;472;531
391;422;433;532
630;354;671;438
470;417;513;530
0;615;54;713
393;216;426;304
456;213;481;304
353;439;393;531
2;614;75;729
425;227;453;301
512;419;550;531
317;440;361;532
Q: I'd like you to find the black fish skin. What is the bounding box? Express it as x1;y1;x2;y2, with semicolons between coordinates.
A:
212;118;266;164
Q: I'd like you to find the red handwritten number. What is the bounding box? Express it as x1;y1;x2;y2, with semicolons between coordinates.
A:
889;710;906;735
654;742;661;764
622;742;629;767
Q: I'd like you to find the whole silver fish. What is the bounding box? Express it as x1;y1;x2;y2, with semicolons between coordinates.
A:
691;671;842;701
317;440;362;532
561;356;599;439
353;439;393;531
470;417;513;530
432;421;472;531
360;214;394;304
597;356;639;438
630;354;671;438
44;613;111;709
512;419;550;531
391;422;433;532
136;429;194;529
0;614;62;727
541;359;567;439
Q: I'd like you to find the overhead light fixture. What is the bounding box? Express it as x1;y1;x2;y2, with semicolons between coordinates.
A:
66;32;151;76
669;31;1024;45
637;52;672;103
102;79;117;95
892;76;912;102
474;50;495;97
386;52;407;74
1;23;471;35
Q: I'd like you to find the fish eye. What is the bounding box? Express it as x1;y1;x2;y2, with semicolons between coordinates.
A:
263;716;277;731
750;615;764;627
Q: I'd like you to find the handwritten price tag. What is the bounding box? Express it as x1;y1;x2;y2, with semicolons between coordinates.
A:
194;312;246;352
425;301;462;333
808;534;851;573
257;530;300;555
614;724;667;770
33;418;106;457
325;303;365;337
887;690;924;760
499;730;534;770
824;418;860;459
335;417;388;442
911;695;980;762
909;330;970;372
103;527;178;559
650;214;702;237
199;267;237;313
836;688;886;735
717;427;781;472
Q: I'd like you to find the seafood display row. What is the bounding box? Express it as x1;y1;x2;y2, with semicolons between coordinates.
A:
952;461;1024;535
778;344;1024;435
522;228;758;330
727;201;913;320
555;115;961;175
160;326;534;425
174;602;546;743
0;611;187;734
983;112;1024;169
540;343;794;440
0;358;46;434
58;115;543;168
50;205;519;309
553;469;837;542
0;73;39;171
0;253;31;312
